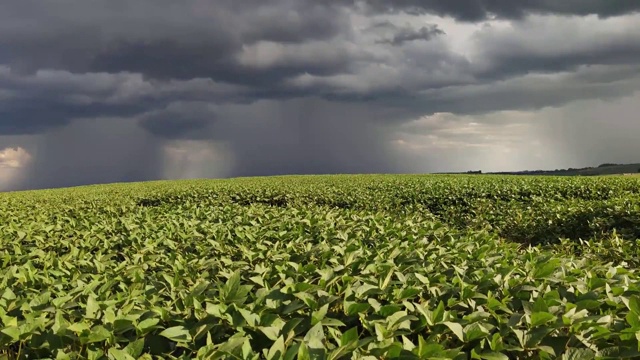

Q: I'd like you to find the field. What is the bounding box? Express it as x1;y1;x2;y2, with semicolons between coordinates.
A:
2;175;640;359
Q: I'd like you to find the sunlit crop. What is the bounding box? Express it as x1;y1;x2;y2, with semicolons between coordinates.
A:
2;175;640;359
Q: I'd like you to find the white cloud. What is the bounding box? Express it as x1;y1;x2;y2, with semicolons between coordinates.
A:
0;146;31;168
391;110;562;172
237;40;361;69
0;146;31;191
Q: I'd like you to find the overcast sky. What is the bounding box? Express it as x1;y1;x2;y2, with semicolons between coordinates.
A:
1;0;640;191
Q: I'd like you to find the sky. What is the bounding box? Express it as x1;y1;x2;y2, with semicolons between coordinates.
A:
1;1;640;191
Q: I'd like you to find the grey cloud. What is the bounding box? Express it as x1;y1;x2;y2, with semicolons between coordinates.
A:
5;97;410;192
537;93;640;168
415;65;640;116
0;67;251;135
349;0;640;21
241;2;350;44
0;0;350;83
209;98;408;176
375;25;445;45
15;118;166;191
1;0;640;190
139;102;216;140
471;15;640;80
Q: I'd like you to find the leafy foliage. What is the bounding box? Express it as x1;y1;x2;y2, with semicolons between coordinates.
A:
1;175;640;359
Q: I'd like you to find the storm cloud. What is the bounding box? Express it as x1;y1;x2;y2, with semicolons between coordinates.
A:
348;0;640;21
1;0;639;190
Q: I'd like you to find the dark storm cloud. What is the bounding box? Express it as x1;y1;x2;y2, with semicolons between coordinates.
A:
385;65;640;118
15;118;166;191
240;2;350;44
0;67;251;135
91;39;356;88
350;0;640;21
1;0;640;191
138;102;216;140
471;16;640;81
1;0;637;111
0;70;144;134
209;98;407;176
0;0;351;83
375;25;445;46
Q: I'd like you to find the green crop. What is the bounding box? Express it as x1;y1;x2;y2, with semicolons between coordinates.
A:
1;175;640;359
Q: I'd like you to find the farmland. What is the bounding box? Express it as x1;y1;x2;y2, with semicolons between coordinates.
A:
2;175;640;359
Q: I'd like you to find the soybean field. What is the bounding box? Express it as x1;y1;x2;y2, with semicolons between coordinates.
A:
2;175;640;359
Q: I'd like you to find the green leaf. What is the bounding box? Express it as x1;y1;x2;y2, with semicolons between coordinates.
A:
218;334;248;354
87;349;105;360
340;327;359;347
531;312;556;327
284;343;301;360
304;322;325;350
312;304;329;325
85;295;100;319
597;346;640;358
137;318;160;334
67;322;91;333
238;308;260;327
443;321;464;342
222;271;253;305
346;303;370;316
432;301;446;324
398;287;421;300
629;296;640;314
86;325;111;343
320;318;345;327
125;338;145;358
56;350;72;360
379;304;403;317
532;297;549;313
627;312;640;328
562;348;596;360
1;288;16;301
415;337;444;357
297;342;311;360
114;319;135;334
0;327;20;342
259;326;282;341
266;336;286;360
282;318;305;342
464;323;490;341
108;348;136;360
533;259;560;278
159;326;192;343
479;351;509;360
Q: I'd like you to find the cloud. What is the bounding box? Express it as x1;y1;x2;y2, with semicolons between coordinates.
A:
163;140;233;179
0;1;639;190
14;118;165;191
0;66;249;135
0;147;31;168
0;1;351;83
392;93;640;173
470;14;640;80
138;102;217;140
199;97;407;176
375;24;445;45
0;146;31;191
350;0;640;21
